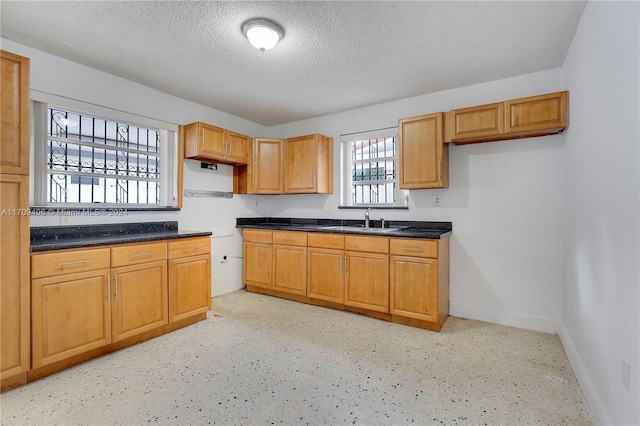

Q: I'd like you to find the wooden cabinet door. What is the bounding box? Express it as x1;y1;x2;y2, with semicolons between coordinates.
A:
31;269;111;368
390;256;438;322
0;175;30;378
344;251;389;313
505;91;568;135
0;51;29;175
272;244;307;296
243;241;272;289
307;248;344;304
284;135;316;193
200;123;227;160
111;260;168;342
398;112;447;189
169;254;210;323
253;138;284;194
445;102;504;142
227;130;250;165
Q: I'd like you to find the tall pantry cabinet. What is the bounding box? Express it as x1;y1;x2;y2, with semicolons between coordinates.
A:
0;50;31;385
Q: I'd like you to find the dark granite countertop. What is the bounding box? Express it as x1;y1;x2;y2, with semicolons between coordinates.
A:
236;217;452;239
31;221;212;252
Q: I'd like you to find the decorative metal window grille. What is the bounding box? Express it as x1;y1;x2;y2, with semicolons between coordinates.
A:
46;107;160;205
350;137;398;204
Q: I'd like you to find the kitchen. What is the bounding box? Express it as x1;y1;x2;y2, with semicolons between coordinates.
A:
0;1;638;425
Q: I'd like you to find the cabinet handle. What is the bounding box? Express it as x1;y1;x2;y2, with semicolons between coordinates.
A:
344;256;347;274
183;246;202;252
339;255;343;274
58;259;94;266
281;238;296;242
438;160;442;180
401;247;424;252
115;275;119;300
107;274;111;302
130;252;155;258
313;171;317;188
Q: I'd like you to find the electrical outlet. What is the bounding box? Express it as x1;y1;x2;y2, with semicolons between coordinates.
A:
433;195;442;206
59;214;70;225
621;359;630;391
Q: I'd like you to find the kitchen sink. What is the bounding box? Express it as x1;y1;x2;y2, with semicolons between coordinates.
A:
320;225;406;234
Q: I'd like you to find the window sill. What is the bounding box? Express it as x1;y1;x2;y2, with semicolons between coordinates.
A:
30;206;180;212
338;205;408;210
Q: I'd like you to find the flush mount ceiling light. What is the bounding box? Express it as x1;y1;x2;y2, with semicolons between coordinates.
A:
241;18;284;52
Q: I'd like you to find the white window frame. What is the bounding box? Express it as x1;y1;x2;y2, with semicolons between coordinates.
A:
30;94;179;208
340;127;408;208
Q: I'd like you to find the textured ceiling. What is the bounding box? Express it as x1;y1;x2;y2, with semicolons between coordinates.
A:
1;1;586;126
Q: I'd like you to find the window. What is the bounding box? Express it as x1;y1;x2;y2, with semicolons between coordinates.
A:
32;101;178;208
341;128;408;207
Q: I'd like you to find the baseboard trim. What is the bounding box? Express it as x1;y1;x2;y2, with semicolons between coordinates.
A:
558;324;612;426
449;303;560;334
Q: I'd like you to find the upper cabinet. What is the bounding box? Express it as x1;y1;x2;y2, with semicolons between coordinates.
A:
235;133;333;195
398;112;448;189
444;91;568;144
284;134;333;194
184;122;250;166
0;51;30;175
253;138;284;194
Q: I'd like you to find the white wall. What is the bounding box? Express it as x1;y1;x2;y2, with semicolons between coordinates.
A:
265;69;566;333
1;38;269;296
560;2;640;425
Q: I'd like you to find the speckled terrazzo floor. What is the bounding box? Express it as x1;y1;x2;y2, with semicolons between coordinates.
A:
1;290;592;426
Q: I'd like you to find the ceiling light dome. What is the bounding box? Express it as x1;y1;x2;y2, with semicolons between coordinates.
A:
242;18;284;52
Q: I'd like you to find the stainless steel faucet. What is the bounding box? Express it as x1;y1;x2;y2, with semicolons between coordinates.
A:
365;208;370;228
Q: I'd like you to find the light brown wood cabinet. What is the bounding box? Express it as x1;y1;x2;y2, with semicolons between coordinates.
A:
235;134;333;195
0;50;30;383
243;230;308;297
252;138;284;194
307;233;345;304
444;91;568;144
389;237;449;331
31;248;112;368
168;237;212;323
32;269;112;368
272;231;308;296
30;239;210;370
111;260;168;342
343;235;390;313
244;228;450;332
284;134;333;194
242;229;273;289
0;50;29;175
184;122;251;165
398;112;448;189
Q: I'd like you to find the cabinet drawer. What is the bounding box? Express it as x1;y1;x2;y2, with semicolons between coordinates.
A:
345;235;389;254
168;237;211;259
273;231;307;246
243;229;273;243
32;248;111;279
390;238;438;258
307;233;345;249
111;242;167;267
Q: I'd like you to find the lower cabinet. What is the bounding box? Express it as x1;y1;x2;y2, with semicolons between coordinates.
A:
272;231;307;296
32;269;112;368
344;251;389;313
389;237;449;330
243;228;450;332
168;237;211;323
30;238;211;370
111;260;168;342
242;230;273;289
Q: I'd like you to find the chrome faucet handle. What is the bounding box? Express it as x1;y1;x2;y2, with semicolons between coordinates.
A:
380;217;385;229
